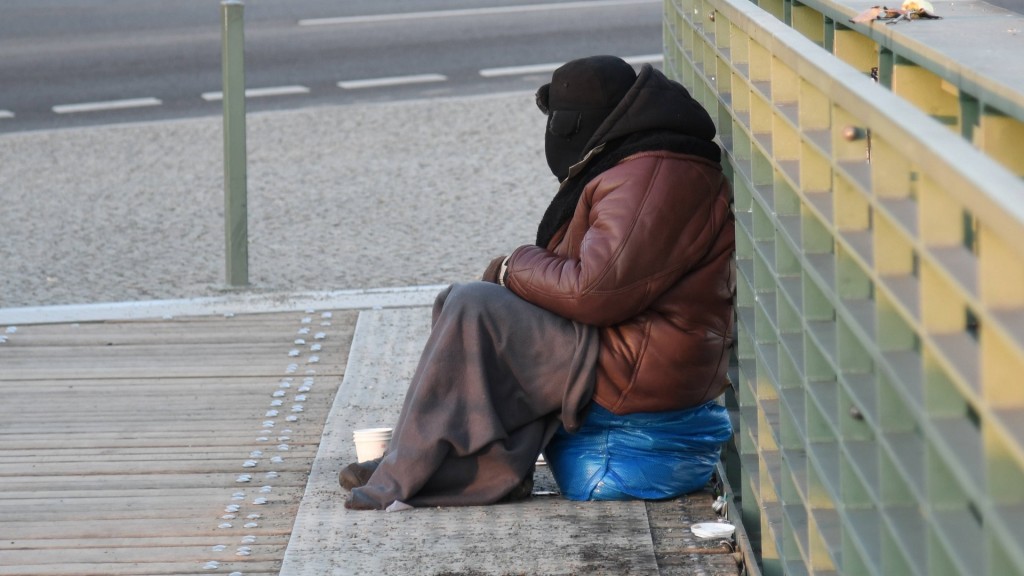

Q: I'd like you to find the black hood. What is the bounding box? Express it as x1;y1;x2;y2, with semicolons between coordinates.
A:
583;63;716;152
533;63;721;248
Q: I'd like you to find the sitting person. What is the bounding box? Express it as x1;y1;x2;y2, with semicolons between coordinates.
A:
341;54;735;510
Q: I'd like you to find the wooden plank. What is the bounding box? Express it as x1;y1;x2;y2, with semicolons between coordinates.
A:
0;458;318;476
0;516;298;539
0;487;282;500
2;546;286;565
0;315;334;341
0;560;283;576
0;411;332;430
0;314;334;342
0;436;309;451
1;366;341;381
0;496;305;521
0;360;344;380
0;376;323;388
0;312;350;384
0;534;290;550
0;391;332;407
0;309;356;576
0;473;307;492
0;448;318;464
0;435;323;456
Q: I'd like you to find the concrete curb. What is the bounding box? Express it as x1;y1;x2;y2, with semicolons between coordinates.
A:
0;284;445;325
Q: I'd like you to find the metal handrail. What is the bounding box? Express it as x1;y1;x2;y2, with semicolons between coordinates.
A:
221;0;248;288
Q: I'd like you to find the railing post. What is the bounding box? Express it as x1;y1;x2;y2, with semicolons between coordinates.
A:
221;0;248;287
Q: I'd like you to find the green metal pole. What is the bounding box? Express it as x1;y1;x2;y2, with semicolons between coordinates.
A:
221;0;248;287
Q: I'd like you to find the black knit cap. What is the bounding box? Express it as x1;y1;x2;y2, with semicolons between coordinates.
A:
536;55;637;181
539;55;636;112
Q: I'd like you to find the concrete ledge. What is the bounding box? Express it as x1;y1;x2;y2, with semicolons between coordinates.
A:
0;284;446;326
282;305;742;575
282;306;664;575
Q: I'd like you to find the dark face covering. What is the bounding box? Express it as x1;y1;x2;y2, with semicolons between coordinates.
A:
536;56;637;181
543;109;609;181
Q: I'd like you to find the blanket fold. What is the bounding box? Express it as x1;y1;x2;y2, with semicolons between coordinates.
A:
349;282;599;509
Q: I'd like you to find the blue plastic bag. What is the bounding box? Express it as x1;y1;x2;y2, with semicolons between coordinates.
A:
543;400;732;501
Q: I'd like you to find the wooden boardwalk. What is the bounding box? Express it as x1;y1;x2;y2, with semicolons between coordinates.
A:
0;310;356;576
0;296;742;576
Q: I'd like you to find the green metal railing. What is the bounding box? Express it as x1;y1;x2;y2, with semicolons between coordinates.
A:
222;0;248;288
739;0;1024;179
663;0;1024;573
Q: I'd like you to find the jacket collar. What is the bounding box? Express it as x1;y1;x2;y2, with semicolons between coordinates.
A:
558;143;607;191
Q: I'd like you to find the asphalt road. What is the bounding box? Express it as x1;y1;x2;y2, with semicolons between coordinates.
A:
0;0;662;133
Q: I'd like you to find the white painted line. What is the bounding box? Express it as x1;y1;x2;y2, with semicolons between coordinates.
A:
0;110;14;119
480;53;663;78
480;62;565;78
299;0;657;26
623;53;665;66
338;73;447;90
52;97;162;115
201;85;310;102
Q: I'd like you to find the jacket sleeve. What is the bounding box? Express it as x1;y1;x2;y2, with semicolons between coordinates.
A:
506;155;727;326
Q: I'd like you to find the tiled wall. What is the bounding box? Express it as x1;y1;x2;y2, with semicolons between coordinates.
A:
664;0;1024;573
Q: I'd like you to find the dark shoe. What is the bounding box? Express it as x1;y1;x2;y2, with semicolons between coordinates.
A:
344;489;382;510
339;458;381;491
499;472;534;503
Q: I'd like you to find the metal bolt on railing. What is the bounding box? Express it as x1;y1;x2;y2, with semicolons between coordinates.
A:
842;125;866;141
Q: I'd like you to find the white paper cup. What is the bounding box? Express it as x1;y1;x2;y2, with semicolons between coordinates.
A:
352;427;392;462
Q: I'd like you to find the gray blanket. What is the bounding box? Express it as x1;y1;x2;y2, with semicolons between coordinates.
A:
348;282;599;509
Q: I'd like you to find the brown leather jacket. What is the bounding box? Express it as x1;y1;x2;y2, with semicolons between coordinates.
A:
505;150;734;414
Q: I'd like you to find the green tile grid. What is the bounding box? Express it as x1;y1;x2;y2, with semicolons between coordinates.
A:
662;0;1024;574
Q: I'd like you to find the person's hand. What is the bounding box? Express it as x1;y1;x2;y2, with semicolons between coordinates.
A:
481;255;507;284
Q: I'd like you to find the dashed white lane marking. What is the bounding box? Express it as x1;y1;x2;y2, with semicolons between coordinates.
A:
35;53;661;120
622;54;664;66
52;97;162;114
479;53;663;78
298;0;658;26
0;110;13;119
201;85;311;101
338;73;448;90
480;62;565;78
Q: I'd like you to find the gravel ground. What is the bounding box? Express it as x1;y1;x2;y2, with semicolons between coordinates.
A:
0;92;556;308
